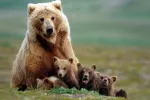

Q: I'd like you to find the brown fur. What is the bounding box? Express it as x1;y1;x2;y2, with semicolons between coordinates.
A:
36;76;68;90
116;89;127;98
77;63;100;92
11;0;78;89
98;73;127;98
77;63;118;97
53;56;80;89
98;74;117;96
99;74;127;98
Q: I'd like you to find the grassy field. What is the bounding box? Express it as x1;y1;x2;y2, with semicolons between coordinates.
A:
0;0;150;100
0;44;150;100
0;87;126;100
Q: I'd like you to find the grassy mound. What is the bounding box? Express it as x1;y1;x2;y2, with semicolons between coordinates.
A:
49;87;126;100
50;87;99;95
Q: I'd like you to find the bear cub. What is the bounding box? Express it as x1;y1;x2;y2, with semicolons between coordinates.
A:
53;56;80;89
77;63;127;98
99;74;127;98
36;76;68;90
77;63;98;91
99;74;117;96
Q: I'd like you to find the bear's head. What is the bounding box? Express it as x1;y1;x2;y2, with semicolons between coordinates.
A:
99;75;117;89
36;78;54;90
77;63;96;85
53;56;73;79
28;0;69;43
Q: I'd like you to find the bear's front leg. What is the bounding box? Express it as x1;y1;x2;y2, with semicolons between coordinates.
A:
26;74;37;88
67;73;80;89
72;79;80;89
25;56;46;88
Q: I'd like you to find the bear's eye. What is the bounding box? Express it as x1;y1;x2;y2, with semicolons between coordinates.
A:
63;68;66;70
40;18;44;22
81;70;84;73
57;66;59;70
51;17;55;21
100;76;103;79
89;71;92;74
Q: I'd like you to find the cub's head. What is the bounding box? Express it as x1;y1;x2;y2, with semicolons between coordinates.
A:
53;56;73;79
36;78;53;90
28;0;67;43
99;75;117;88
77;63;96;85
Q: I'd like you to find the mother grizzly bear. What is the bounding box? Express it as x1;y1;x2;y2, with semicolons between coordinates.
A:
11;0;78;89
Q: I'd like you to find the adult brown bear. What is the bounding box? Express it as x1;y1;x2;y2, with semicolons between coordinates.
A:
11;0;78;90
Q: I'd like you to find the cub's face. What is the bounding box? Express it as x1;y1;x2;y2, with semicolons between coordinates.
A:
100;75;117;88
28;0;63;43
53;56;73;79
36;78;53;90
77;63;96;85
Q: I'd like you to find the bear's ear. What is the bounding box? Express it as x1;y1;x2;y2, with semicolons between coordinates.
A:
68;58;73;64
91;65;96;70
77;63;82;69
51;0;62;11
28;3;36;16
44;78;54;87
43;78;50;84
53;56;58;62
111;76;117;83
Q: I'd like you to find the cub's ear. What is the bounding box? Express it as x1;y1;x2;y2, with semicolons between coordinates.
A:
77;63;82;69
111;76;117;83
43;78;50;84
68;58;73;64
53;56;59;62
28;3;36;16
44;78;54;87
91;65;96;70
51;0;62;11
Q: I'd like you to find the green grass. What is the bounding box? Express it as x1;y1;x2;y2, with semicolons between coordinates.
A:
0;87;125;100
50;87;99;95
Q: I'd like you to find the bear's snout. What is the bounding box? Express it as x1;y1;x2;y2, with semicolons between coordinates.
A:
58;73;62;78
46;28;53;36
104;79;107;82
102;78;109;87
83;74;89;81
84;75;88;78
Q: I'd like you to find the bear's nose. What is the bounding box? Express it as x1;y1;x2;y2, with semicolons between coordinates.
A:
58;73;62;77
84;75;88;78
46;28;53;35
104;79;107;82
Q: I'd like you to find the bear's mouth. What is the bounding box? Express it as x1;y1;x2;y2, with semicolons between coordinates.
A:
82;78;89;84
58;75;63;79
102;82;108;87
43;34;51;38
